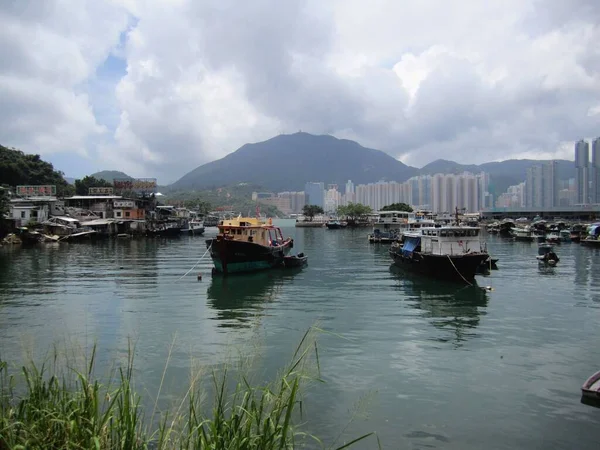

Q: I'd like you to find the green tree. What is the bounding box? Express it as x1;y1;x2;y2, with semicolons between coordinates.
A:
182;199;213;215
74;176;113;195
0;145;72;196
302;204;324;221
337;202;373;225
380;202;413;212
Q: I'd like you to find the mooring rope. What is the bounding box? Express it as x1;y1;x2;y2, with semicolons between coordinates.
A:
179;242;212;279
446;254;473;286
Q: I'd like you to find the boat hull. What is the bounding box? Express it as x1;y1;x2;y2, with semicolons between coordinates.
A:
389;250;489;282
206;238;292;274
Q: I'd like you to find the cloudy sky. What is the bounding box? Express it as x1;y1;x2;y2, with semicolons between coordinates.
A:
1;0;599;183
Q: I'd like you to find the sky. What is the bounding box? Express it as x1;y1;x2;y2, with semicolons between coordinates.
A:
1;0;599;184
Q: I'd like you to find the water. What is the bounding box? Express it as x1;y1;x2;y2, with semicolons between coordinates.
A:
1;221;600;449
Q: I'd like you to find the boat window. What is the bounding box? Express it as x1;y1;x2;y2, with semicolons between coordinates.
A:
440;230;447;237
262;231;265;239
236;229;242;235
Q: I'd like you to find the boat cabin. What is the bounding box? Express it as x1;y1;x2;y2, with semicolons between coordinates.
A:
403;226;482;256
218;217;285;246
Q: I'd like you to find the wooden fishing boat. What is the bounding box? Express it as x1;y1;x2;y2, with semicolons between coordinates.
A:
582;370;600;400
206;216;293;274
283;253;308;267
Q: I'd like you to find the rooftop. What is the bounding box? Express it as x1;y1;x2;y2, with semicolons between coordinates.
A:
65;195;122;200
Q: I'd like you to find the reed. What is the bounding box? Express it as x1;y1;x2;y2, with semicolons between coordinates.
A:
0;328;377;449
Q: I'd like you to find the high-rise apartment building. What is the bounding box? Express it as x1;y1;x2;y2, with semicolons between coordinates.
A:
592;137;600;204
525;161;558;208
304;182;325;208
575;139;589;204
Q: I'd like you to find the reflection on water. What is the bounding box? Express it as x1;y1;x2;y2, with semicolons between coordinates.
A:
390;265;488;346
207;269;302;328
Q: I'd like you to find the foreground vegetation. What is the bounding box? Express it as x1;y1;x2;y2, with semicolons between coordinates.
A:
0;330;377;449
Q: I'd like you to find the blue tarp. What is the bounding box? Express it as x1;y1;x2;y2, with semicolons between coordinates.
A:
589;224;600;236
402;237;420;256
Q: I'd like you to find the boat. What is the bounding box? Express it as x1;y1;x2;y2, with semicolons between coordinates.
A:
368;210;435;244
545;231;560;244
476;257;499;274
559;229;571;242
326;220;347;229
486;222;500;234
206;216;293;274
580;223;600;247
511;226;535;241
536;243;559;266
146;222;182;237
570;224;586;242
582;370;600;402
499;219;515;237
182;219;205;235
283;253;308;267
389;225;489;282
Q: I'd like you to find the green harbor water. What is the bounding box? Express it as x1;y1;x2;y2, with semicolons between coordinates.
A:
1;219;600;449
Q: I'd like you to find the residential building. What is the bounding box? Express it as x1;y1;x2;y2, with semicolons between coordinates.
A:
575;139;589;204
525;161;558;208
304;182;325;208
592;137;600;204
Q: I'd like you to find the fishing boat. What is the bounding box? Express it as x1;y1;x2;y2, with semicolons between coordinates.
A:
326;220;347;229
536;243;559;266
570;224;586;242
368;210;435;243
283;253;308;267
389;226;489;282
511;226;535;241
206;216;293;274
559;229;571;242
580;223;600;247
582;370;600;401
545;231;561;244
182;219;205;235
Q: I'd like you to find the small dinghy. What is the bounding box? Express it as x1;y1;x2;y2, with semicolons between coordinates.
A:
582;370;600;402
536;243;559;266
283;253;308;268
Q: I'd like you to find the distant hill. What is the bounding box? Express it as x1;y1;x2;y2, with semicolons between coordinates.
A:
89;170;134;182
420;159;575;194
169;132;418;192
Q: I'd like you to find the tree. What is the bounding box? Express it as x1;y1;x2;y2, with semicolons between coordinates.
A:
74;176;113;195
337;202;373;225
302;204;324;221
0;145;72;196
380;202;413;212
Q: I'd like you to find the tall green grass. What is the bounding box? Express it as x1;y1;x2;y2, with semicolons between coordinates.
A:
0;329;378;449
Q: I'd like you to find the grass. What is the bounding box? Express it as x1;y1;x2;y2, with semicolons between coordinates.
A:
0;328;378;449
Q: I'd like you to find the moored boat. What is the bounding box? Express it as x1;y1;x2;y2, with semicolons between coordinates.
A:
511;226;535;241
582;370;600;402
206;216;293;274
283;253;308;267
536;243;559;266
389;226;489;282
182;219;205;235
326;220;347;229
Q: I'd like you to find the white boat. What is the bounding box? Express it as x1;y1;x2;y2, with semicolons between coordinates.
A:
368;210;435;243
511;226;535;241
182;219;205;235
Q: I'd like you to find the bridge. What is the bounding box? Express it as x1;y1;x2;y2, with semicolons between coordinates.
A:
480;205;600;221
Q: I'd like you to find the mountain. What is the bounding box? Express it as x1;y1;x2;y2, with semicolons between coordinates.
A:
169;132;417;192
89;170;134;182
420;159;575;194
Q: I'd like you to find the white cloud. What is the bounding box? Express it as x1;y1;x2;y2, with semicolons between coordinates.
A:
0;0;129;157
1;0;599;181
